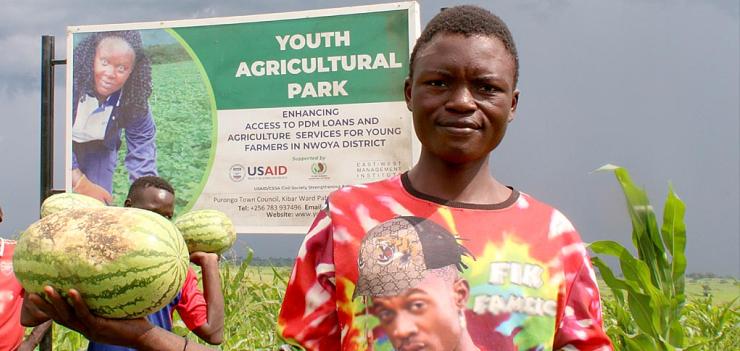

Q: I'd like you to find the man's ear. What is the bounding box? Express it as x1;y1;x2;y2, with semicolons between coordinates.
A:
453;278;470;309
508;89;520;123
123;198;132;208
404;77;413;112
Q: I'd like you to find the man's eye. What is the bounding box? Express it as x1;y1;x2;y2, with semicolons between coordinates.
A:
408;301;426;313
117;65;128;73
479;84;498;94
376;309;395;322
101;59;109;66
428;80;446;87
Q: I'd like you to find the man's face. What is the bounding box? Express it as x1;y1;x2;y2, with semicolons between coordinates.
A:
125;187;175;219
371;273;470;351
405;33;519;165
93;37;135;99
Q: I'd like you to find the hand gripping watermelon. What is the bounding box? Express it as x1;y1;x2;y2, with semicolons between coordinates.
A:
13;207;189;319
40;192;105;218
174;209;236;255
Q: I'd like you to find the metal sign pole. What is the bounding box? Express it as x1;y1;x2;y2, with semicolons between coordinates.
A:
39;34;66;351
40;35;54;204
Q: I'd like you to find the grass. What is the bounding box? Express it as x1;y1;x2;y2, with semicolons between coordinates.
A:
684;278;740;304
598;277;739;305
36;263;738;351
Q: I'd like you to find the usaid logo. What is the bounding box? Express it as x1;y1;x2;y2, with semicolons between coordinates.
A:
229;164;245;182
246;165;288;176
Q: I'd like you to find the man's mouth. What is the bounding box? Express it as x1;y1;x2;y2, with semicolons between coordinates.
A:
398;341;425;351
437;119;481;134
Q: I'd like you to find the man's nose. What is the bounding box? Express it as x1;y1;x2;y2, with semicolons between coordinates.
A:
391;312;418;339
445;84;476;112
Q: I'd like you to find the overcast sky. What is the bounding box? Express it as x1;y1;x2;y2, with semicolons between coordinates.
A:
0;0;737;276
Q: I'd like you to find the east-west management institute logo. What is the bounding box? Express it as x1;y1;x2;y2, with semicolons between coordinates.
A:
355;160;402;180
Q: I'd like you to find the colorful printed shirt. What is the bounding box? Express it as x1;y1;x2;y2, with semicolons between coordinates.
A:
72;90;158;193
0;239;24;351
88;268;208;351
279;173;613;351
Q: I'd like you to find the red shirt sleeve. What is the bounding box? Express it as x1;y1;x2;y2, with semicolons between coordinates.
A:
553;239;614;351
175;267;208;331
278;207;341;350
0;240;25;351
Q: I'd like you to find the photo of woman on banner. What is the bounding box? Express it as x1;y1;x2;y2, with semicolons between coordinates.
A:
71;30;157;204
353;216;480;351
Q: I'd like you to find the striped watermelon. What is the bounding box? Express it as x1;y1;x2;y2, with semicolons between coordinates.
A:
40;192;105;218
174;209;236;254
13;207;189;319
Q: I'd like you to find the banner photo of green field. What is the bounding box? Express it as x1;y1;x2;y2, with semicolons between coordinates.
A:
65;2;420;234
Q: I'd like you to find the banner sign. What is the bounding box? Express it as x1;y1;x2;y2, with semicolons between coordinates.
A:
66;2;420;233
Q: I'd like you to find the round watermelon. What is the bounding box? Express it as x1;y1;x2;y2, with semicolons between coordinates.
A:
40;192;105;218
174;209;236;254
13;207;189;319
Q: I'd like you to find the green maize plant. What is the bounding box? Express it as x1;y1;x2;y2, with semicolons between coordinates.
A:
682;296;739;350
590;164;689;350
172;248;289;350
589;165;737;350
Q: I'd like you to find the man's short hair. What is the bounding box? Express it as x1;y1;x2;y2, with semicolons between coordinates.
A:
409;5;519;86
126;176;175;200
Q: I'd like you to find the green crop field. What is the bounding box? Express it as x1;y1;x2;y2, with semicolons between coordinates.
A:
112;59;213;214
684;278;740;304
598;277;739;305
37;259;738;351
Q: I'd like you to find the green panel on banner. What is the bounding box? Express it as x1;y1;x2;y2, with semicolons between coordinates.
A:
173;10;409;109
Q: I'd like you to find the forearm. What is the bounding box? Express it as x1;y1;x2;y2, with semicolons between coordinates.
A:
135;327;216;351
197;260;225;343
124;109;158;180
17;321;52;351
71;168;83;187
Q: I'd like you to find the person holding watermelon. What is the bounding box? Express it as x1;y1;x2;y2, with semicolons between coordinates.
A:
21;178;225;351
88;176;225;350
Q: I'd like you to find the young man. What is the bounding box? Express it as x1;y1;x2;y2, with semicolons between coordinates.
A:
278;6;613;351
22;177;225;351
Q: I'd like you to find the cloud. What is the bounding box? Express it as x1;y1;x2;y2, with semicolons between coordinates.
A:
0;33;42;95
0;0;737;275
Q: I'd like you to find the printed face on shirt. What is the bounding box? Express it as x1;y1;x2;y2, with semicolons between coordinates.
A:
370;269;474;351
404;33;519;165
93;36;135;100
125;186;175;219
